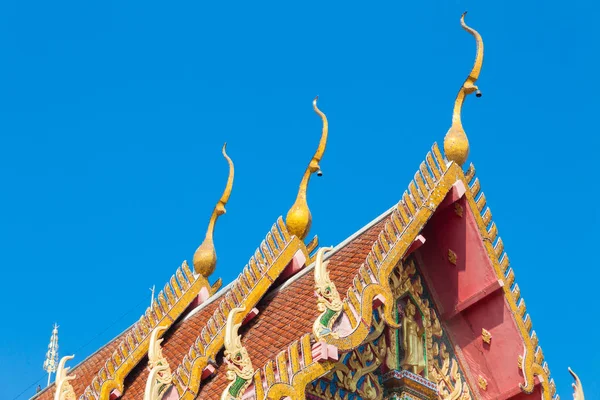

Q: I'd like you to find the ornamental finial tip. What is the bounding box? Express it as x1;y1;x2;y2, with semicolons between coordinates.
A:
443;12;484;166
569;368;585;400
193;143;235;277
285;97;328;241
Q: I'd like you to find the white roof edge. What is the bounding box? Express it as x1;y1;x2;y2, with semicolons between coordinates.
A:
269;204;396;295
30;205;395;399
178;203;395;325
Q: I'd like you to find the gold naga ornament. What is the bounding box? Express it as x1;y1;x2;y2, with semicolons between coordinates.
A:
285;96;328;241
221;307;255;400
193;143;235;277
443;12;484;167
312;246;343;339
54;355;77;400
144;325;172;400
569;368;585;400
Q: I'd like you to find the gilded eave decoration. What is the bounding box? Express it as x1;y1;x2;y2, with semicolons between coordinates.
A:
443;12;484;167
285;96;328;245
54;355;77;400
250;144;456;400
80;144;234;400
313;246;343;340
79;260;219;400
193;143;235;277
221;307;255;400
171;217;311;400
144;325;172;400
464;163;559;399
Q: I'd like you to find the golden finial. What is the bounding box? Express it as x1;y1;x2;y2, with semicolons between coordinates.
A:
443;11;484;166
285;96;328;241
193;143;234;277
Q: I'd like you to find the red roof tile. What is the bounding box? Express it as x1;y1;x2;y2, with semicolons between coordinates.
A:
33;330;129;400
32;215;387;400
200;219;386;398
120;297;223;399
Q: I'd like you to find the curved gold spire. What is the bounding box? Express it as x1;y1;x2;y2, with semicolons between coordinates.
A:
443;12;484;166
285;96;328;241
569;368;585;400
193;143;234;277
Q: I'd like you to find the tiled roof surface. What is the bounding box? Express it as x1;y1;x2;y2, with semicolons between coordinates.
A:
200;219;386;398
120;298;223;399
32;215;387;400
33;330;129;400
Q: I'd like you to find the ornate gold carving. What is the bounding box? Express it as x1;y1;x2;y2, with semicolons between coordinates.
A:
400;300;426;374
172;219;311;400
518;355;523;369
448;249;457;265
80;261;218;400
260;145;456;400
481;328;492;344
443;12;484;166
54;355;76;400
334;318;386;392
313;246;342;339
144;326;172;400
454;203;464;217
194;143;235;276
429;344;471;400
478;376;488;391
285;96;328;241
221;307;255;400
307;322;386;400
569;368;585;400
465;164;558;399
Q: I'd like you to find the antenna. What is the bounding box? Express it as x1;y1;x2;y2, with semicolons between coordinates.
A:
149;285;155;307
43;324;59;387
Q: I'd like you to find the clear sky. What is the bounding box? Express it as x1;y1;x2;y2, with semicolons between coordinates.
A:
2;1;598;399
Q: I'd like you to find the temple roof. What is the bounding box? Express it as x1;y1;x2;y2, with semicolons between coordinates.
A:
33;13;578;400
33;203;390;400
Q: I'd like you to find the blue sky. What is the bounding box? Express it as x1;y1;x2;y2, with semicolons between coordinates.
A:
2;1;598;399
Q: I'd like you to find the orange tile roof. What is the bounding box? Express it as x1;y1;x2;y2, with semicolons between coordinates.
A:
200;219;386;398
32;213;388;400
121;295;224;399
33;330;128;400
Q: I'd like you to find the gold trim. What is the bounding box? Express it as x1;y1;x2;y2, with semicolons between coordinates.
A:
443;12;484;166
464;163;557;399
478;376;488;391
172;218;310;400
481;328;492;345
193;143;235;276
81;261;217;400
448;249;458;265
221;307;254;400
54;355;76;400
313;247;342;339
285;97;328;241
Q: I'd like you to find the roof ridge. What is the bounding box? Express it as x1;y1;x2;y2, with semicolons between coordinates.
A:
171;217;310;400
266;203;397;298
249;143;454;399
78;261;217;400
463;163;558;399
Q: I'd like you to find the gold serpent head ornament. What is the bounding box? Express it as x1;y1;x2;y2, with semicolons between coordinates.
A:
443;11;484;166
285;96;328;241
193;143;234;277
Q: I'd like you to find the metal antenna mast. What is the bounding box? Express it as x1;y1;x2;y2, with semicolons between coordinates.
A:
43;324;59;387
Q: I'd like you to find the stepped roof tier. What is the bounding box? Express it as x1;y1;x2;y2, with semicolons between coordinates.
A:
36;13;585;400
